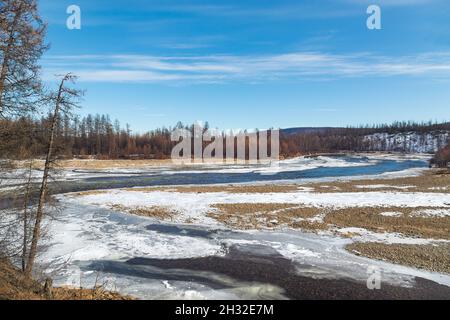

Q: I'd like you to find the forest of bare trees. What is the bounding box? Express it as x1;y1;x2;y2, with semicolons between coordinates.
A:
0;113;176;159
431;142;450;167
1;115;449;160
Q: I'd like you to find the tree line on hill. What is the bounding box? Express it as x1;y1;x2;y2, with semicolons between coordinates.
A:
1;113;449;160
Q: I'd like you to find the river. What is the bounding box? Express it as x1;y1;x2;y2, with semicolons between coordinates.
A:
16;154;450;299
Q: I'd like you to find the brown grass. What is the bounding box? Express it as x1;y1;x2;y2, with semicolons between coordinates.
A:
288;220;329;232
208;203;325;230
124;186;178;193
305;169;450;193
346;242;450;274
207;203;450;239
0;259;132;300
109;204;177;219
51;286;133;300
212;203;319;215
125;184;301;194
16;158;275;170
324;207;450;240
74;190;108;197
15;159;173;170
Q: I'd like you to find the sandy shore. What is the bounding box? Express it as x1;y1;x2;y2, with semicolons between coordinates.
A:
14;159;174;170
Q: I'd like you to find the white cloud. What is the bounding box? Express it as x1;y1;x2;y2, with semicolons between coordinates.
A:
42;51;450;84
343;0;441;6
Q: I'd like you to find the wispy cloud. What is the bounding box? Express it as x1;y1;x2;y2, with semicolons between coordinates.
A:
146;3;362;20
42;51;450;84
342;0;443;6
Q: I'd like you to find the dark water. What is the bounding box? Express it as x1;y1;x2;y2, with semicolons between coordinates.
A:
88;244;450;300
146;224;221;238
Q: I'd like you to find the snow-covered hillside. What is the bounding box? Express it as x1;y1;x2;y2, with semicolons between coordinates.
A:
364;131;449;153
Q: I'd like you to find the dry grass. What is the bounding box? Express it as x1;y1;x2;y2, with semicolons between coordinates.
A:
208;203;325;230
207;203;450;239
74;190;108;197
125;184;301;194
288;220;329;232
51;286;133;300
324;207;450;240
346;242;450;274
124;186;178;193
0;259;132;300
109;204;177;220
305;169;450;193
0;259;43;300
211;203;320;215
15;159;173;170
16;158;271;170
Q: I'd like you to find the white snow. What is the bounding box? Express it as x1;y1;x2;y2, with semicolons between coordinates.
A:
40;204;225;270
273;243;322;259
355;184;415;190
380;211;404;217
428;186;449;191
157;155;378;176
411;208;450;218
64;190;450;227
336;227;449;245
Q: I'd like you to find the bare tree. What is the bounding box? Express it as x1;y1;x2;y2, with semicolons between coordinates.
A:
21;159;33;271
25;74;82;277
0;0;47;117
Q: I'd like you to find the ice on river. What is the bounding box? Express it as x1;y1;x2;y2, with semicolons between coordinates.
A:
38;198;450;300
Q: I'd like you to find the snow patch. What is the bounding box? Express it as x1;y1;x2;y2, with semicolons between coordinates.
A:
411;208;450;218
336;227;448;245
64;190;450;227
380;211;404;217
355;184;415;190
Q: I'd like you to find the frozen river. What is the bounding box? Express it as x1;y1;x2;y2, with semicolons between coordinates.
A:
27;154;450;299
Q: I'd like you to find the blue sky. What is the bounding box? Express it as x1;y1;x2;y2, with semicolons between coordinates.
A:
39;0;450;132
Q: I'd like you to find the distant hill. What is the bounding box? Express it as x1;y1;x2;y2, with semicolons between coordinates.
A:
279;122;450;155
281;127;341;135
364;131;449;153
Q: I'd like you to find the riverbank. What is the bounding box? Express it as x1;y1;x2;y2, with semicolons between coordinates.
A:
12;158;174;170
0;259;133;300
64;168;450;277
10;152;432;170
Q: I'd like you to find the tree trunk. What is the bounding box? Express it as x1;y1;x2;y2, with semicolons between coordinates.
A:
25;77;66;277
0;4;22;113
21;160;33;272
43;277;53;299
